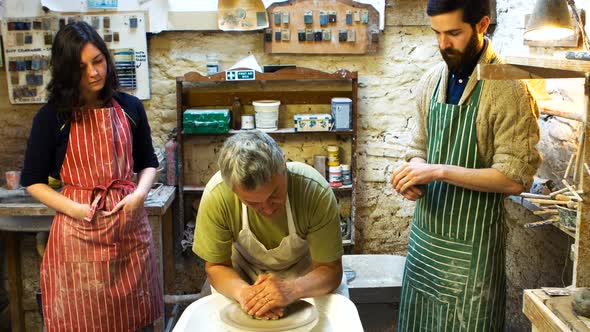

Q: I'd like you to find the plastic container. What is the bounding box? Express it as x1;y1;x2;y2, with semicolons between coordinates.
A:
253;100;280;131
241;115;255;130
327;145;340;166
328;165;342;187
331;97;352;130
341;164;352;185
5;171;21;190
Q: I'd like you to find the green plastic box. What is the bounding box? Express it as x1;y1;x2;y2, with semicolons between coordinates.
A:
183;109;230;134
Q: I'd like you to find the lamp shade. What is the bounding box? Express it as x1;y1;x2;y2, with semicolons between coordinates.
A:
524;0;574;41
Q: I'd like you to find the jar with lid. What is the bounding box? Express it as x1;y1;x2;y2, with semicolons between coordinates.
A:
327;145;340;166
328;165;343;187
341;164;352;185
206;54;219;75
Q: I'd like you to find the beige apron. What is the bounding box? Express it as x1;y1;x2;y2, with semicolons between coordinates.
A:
227;195;348;296
232;195;312;282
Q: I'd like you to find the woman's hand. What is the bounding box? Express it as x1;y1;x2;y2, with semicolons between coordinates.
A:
103;191;146;218
70;202;92;221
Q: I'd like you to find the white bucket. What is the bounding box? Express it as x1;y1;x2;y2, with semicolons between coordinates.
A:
253;100;280;131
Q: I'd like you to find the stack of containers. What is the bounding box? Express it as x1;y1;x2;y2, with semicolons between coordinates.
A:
327;145;342;187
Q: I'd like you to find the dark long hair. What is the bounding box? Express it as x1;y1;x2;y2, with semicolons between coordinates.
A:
427;0;490;25
47;21;119;116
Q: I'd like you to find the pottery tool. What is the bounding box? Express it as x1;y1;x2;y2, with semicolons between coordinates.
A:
550;187;569;197
521;193;572;201
573;129;585;184
524;217;559;228
533;209;558;215
562;179;584;202
526;198;571;205
520;193;551;199
565;153;576;180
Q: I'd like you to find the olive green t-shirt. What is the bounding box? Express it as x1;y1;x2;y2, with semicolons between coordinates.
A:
193;162;343;264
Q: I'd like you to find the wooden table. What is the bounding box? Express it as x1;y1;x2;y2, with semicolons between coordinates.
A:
523;289;590;332
0;186;176;332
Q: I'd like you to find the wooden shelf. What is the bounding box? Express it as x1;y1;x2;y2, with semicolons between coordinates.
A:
177;66;359;252
538;99;584;122
179;67;357;83
184;184;353;194
478;55;590;80
182;128;354;136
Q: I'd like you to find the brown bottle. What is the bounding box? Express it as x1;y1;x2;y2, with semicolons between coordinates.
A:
232;97;242;130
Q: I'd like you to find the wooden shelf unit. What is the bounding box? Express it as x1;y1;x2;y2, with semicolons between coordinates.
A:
176;66;359;244
479;55;590;288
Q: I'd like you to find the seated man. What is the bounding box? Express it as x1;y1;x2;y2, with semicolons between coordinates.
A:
193;130;345;319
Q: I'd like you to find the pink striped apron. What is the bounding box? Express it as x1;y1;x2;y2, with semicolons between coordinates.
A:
40;100;163;331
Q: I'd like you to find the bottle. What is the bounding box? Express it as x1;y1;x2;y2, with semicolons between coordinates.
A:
206;54;219;76
165;129;178;186
231;97;243;130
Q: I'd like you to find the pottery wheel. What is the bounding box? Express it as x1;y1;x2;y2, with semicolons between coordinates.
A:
219;300;319;332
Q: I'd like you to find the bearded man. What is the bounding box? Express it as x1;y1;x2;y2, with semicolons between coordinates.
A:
391;0;542;330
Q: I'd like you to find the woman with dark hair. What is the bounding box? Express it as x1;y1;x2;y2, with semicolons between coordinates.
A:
21;21;162;331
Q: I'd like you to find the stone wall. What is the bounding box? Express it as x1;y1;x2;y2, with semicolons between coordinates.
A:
1;0;587;330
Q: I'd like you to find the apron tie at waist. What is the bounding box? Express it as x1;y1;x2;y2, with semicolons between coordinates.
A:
70;179;136;223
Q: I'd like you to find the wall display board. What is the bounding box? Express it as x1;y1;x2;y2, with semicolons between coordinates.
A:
264;0;380;55
0;11;149;104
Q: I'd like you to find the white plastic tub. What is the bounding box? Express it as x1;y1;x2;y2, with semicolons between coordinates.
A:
253;100;280;131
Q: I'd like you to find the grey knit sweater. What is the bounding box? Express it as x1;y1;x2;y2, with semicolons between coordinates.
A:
405;39;542;190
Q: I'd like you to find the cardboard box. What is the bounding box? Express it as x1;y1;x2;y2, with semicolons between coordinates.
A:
294;114;333;132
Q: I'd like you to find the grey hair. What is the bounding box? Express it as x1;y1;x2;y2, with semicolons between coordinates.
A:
218;130;286;191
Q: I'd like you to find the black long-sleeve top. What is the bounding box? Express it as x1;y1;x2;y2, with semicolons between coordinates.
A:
21;92;159;187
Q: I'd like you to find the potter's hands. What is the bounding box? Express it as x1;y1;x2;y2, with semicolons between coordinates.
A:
391;159;439;201
237;284;285;320
242;274;297;318
103;191;145;218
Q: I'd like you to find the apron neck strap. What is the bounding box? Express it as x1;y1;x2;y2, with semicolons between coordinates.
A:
240;194;296;235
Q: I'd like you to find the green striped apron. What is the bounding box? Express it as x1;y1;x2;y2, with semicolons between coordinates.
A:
397;77;506;331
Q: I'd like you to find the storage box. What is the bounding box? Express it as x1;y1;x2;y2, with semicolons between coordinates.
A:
331;97;352;130
294;114;333;132
183;109;230;134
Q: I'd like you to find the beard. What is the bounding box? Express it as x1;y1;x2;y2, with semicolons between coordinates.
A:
440;31;480;73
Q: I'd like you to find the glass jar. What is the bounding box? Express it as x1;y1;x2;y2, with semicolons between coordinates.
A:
206;54;219;75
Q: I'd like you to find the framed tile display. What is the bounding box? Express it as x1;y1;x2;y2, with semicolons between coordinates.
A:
265;0;380;55
1;12;150;104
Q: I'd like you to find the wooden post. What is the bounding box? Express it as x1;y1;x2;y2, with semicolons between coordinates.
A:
5;232;25;332
574;72;590;287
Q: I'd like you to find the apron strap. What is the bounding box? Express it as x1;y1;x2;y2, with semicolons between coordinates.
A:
241;195;296;236
71;179;136;223
285;196;296;235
